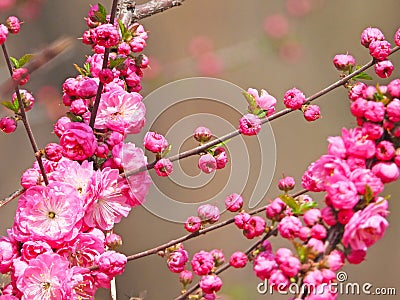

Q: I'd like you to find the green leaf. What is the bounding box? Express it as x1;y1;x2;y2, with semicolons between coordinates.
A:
66;112;83;122
279;194;300;212
242;91;258;112
364;185;374;204
298;201;317;214
293;241;308;263
161;144;172;158
74;64;87;76
13;97;19;111
352;72;372;80
18;54;33;67
94;3;107;23
84;63;92;76
109;57;127;69
9;56;19;68
1;101;18;113
118;19;131;41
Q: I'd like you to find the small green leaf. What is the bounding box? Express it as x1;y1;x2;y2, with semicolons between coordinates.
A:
298;201;318;214
161;144;172;158
13;97;19;111
84;63;92;75
118;19;131;41
293;241;308;263
109;57;127;69
94;3;107;23
364;185;374;204
1;101;18;113
74;64;87;76
9;56;19;68
242;91;258;112
352;72;372;80
66;112;83;122
18;54;33;67
279;194;300;212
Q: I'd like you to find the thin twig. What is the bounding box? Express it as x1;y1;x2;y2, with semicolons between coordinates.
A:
1;43;49;185
0;188;24;208
175;229;277;300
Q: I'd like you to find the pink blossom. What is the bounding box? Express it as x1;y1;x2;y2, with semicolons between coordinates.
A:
371;162;400;183
105;233;122;250
342;200;389;251
229;251;247;268
210;249;225;267
92;24;120;48
191;251;215;276
376;140;395;161
70;99;88;115
59;122;97;160
278;176;295;192
154;158;173;177
346;249;367;264
0;117;17;133
179;270;193;286
95;250;127;277
234;211;251;229
0;24;8;44
361;27;385;48
303;104;321;121
70;267;97;299
13;89;35;111
279;255;301;278
12;68;30;85
0;234;19;273
395;27;400;46
350;168;384;196
21;240;52;262
386;98;400;122
326;250;344;271
98;68;114;84
238;113;262;136
310;224;327;240
199;274;222;294
283;87;306;110
247;88;277;116
333;54;356;71
224;193;243;212
167;249;188;273
342;127;376;159
184;216;201;233
321;206;337;226
274;248;293;265
253;251;277;280
278;216;302;239
266;198;286;220
327;136;346;157
326;177;359;210
243;216;266;239
117;42;131;55
269;269;290;291
305;284;338;300
16;253;72;299
337;209;354;225
364;101;385;122
348;82;367;101
369;40;391;61
374;60;394;78
214;147;228;169
362;122;384;140
303;209;321;227
198;153;217;174
350;97;368;117
13;183;84;247
194;126;212;143
263;14;289;39
85;53;104;77
307;238;325;254
53;116;71;137
298;226;311;241
43;143;63;162
84;167;131;230
144;131;168;153
92;89;145;134
198;204;220;224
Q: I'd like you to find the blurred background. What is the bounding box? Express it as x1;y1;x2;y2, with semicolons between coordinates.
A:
0;0;399;299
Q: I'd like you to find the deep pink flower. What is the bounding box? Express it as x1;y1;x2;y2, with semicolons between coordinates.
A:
238;113;262;136
247;88;277;116
278;216;302;239
283;87;306;110
229;251;247;268
92;24;120;48
59;122;97;161
0;117;17;133
198;153;217;174
98;68;114;84
303;208;321;227
194;126;212;143
199;275;222;294
388;79;400;97
364;101;385;122
361;27;385;48
371;162;400;183
184;216;201;233
21;240;53;262
326;177;359;210
333;54;356;71
154;158;173;177
350;168;384;196
346;249;367;264
348;82;367;101
12;68;30;85
214;147;228;169
350;98;368;117
143;131;168;153
0;24;9;44
225;193;243;212
167;249;188;273
303;104;321;122
376;140;395;161
95;250;127;277
13;183;84;247
253;251;277;280
374;60;394;78
342;200;389;251
234;211;251;229
198;204;220;224
44;143;63;162
243;216;266;239
342;127;376;159
369;40;391;61
191;251;215;276
279;255;301;278
16;253;72;299
278;176;295;192
92;89;145;134
337;209;354;225
386;98;400;122
265;197;286;220
321;206;337;226
362;122;384;140
269;269;290;291
310;224;327;240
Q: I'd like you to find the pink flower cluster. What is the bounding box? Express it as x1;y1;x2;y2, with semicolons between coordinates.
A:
0;5;153;297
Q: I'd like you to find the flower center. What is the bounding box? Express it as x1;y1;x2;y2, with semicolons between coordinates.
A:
48;211;56;219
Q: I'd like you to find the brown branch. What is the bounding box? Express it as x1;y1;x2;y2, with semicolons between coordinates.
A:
117;0;186;27
0;188;24;208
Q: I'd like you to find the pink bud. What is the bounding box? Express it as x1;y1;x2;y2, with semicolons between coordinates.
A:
326;249;344;271
234;211;251;229
361;27;385;48
0;24;8;44
229;251;248;268
374;60;394;78
303;208;321;227
278;176;295;192
144;131;168;153
346;249;366;264
198;153;217;174
225;193;243;212
105;233;123;250
395;27;400;47
210;249;225;267
321;206;337;226
197;204;220;224
369;40;391;61
12;89;35;112
199;274;222;294
6;16;21;34
214;147;228;169
333;54;356;71
98;69;114;84
194;126;212;143
238;113;262;136
0;117;17;133
372;161;400;183
179;270;193;286
44;143;63;162
184;216;201;233
154;158;173;177
283;87;306;110
12;68;30;85
303;104;321;122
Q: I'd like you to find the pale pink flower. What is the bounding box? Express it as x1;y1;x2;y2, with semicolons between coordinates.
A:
13;89;35;111
198;153;217;174
225;193;243;212
253;251;276;280
333;54;356;71
191;251;215;276
16;253;72;299
342;127;376;159
238;113;262;136
60;122;97;161
371;162;400;183
342;200;389;250
198;204;220;224
307;238;325;254
84;167;131;230
20;168;42;189
326;249;345;271
13;183;84;247
6;16;21;34
95;250;127;277
247;88;277;116
278;216;302;239
92;89;146;134
143;131;168;153
167;249;189;273
200;275;222;294
0;234;19;273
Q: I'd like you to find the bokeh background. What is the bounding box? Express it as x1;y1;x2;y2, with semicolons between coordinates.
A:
0;0;399;299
